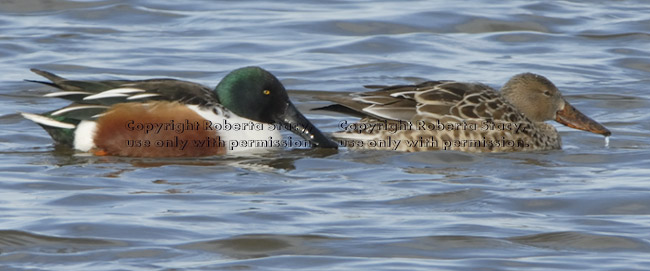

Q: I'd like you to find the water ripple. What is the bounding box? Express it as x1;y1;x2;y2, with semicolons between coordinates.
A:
1;0;649;270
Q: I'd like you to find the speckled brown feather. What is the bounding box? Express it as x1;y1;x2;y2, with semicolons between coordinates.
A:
319;79;562;152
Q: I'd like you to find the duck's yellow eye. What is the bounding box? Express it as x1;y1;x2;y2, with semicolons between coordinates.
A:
263;90;271;95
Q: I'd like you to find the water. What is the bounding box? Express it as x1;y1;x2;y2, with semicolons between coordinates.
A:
1;0;649;270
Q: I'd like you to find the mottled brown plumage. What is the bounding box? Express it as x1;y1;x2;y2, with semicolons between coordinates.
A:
317;73;610;152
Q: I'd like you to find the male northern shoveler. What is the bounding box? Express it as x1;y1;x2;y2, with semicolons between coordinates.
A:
316;73;611;152
21;66;338;157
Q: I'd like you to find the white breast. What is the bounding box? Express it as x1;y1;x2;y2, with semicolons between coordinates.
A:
187;105;282;153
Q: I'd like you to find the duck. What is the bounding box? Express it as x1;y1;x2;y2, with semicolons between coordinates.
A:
21;66;338;157
315;73;611;152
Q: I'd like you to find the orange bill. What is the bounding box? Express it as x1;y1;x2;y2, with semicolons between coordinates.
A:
555;101;611;136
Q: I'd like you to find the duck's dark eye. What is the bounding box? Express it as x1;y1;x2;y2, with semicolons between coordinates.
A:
543;90;552;97
262;90;271;95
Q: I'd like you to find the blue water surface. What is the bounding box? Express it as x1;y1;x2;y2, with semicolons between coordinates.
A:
1;1;649;270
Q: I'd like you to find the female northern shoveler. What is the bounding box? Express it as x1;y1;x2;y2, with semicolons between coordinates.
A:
22;66;338;157
316;73;611;152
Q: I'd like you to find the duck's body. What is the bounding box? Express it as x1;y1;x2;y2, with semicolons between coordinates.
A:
317;73;610;152
22;67;337;157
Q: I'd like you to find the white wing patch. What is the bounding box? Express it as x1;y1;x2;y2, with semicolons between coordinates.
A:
22;113;98;151
51;105;110;116
127;93;162;100
20;112;76;129
44;91;92;97
83;87;146;100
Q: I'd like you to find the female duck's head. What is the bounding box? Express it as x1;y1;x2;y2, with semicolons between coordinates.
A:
501;73;610;136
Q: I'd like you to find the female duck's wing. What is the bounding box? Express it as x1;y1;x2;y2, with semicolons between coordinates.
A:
317;80;526;124
315;81;445;121
413;81;524;123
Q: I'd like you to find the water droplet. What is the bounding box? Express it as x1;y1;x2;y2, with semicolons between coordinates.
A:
604;136;610;147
